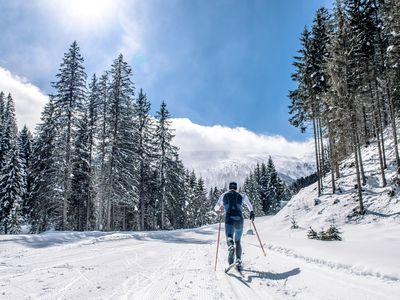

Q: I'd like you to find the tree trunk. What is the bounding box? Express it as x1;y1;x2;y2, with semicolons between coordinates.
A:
318;118;326;178
352;124;364;214
356;131;366;186
385;76;400;172
362;105;369;140
327;123;336;194
376;92;387;169
374;110;387;187
312;118;321;196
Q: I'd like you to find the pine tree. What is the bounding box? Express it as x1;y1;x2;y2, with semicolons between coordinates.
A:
289;26;324;196
0;91;6;169
52;41;87;229
0;145;25;234
105;54;136;231
134;88;156;230
95;72;110;230
68;113;94;231
383;0;400;172
29;97;62;232
0;93;22;233
165;155;187;229
2;94;18;160
195;177;210;226
155;101;178;229
184;170;200;228
18;125;33;219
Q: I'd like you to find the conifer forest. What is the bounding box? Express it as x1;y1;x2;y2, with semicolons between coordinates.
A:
0;44;289;234
289;0;400;214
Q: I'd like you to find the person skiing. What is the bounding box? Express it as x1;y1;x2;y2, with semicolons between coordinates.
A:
214;182;255;271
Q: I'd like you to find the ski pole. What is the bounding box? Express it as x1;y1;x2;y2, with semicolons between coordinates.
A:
214;215;222;271
252;220;266;256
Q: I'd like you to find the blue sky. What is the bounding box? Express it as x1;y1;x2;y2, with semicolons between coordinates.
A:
0;0;331;141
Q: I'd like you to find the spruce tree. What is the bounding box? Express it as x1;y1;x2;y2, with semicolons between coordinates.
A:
0;91;6;169
18;125;33;219
106;54;136;231
165;155;187;229
29;97;62;232
0;145;25;234
52;41;87;229
134;89;156;230
155;101;178;229
68;113;94;231
95;72;110;230
2;94;18;160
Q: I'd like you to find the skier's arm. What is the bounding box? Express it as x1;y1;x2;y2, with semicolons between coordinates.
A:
242;194;253;212
214;193;224;212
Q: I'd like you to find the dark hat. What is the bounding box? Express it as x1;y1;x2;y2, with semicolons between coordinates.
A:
229;182;238;190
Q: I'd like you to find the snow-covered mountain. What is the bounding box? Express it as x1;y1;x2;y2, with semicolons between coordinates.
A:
179;151;315;189
170;118;315;189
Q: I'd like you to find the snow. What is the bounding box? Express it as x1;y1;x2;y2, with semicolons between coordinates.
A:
1;215;399;299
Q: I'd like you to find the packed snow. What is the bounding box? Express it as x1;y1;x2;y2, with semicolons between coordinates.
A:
1;215;399;299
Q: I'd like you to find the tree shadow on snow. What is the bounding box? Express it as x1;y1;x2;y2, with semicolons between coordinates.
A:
365;209;400;218
243;267;301;283
5;229;213;249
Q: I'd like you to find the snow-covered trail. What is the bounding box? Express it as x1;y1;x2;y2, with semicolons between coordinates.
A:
1;220;399;300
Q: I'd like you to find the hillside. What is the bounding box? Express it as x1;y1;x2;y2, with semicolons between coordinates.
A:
276;124;400;229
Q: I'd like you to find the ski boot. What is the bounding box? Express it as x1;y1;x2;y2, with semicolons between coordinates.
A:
235;259;242;272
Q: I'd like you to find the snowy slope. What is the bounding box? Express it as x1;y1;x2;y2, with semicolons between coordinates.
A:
276;123;400;230
1;218;399;300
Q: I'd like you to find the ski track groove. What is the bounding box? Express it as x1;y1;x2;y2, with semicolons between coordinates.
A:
248;241;399;300
0;241;148;281
135;247;192;299
260;242;400;283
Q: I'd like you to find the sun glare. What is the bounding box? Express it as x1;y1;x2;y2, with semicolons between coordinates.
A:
48;0;117;30
67;0;111;22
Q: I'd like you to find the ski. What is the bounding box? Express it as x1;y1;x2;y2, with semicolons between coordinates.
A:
224;262;244;277
224;262;238;273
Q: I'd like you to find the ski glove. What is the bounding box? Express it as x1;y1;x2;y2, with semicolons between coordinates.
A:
250;211;255;221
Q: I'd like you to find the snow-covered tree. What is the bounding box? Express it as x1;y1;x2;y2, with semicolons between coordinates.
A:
94;72;109;230
52;41;87;229
69;112;95;231
0;145;25;234
18;125;33;219
105;54;137;231
155;101;179;229
29;97;62;232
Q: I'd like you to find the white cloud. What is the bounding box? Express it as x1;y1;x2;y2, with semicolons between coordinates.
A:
0;69;313;177
171;118;314;169
0;66;48;131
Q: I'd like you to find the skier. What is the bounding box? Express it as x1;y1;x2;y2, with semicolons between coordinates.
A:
214;182;255;271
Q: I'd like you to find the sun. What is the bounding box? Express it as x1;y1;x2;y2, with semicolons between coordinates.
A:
66;0;113;23
47;0;118;30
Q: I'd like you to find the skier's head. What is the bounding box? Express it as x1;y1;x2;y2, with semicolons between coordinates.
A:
229;182;237;191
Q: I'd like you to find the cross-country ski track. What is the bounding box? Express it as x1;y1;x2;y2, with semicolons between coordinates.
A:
1;216;399;300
